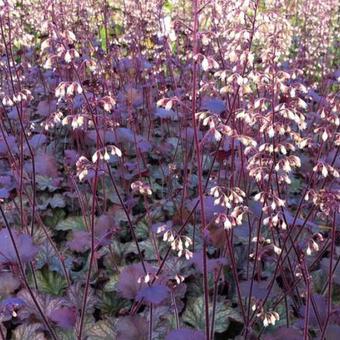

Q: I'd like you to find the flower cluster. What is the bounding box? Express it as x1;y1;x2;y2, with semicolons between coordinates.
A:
214;206;248;231
92;145;122;163
209;186;246;208
75;156;92;182
131;181;152;196
55;82;83;99
156;227;193;260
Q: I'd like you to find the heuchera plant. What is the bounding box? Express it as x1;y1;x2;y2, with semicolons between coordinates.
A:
0;0;339;339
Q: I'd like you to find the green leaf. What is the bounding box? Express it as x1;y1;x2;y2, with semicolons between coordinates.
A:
311;269;324;293
186;278;204;298
37;193;65;210
57;330;77;340
56;216;86;231
36;175;59;191
49;194;66;208
99;26;107;52
147;306;176;340
12;322;46;340
126;239;160;261
135;220;150;240
332;284;340;304
67;284;97;315
321;258;340;285
104;273;119;292
35;241;72;275
113;24;123;37
105;189;120;204
112;204;131;223
35;269;67;296
109;240;131;263
183;297;242;333
183;297;207;330
44;208;66;228
85;319;117;339
96;291;131;316
163;0;173;14
289;176;303;195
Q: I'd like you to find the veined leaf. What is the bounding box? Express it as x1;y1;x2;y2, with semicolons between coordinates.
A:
12;322;46;340
35;269;67;296
86;319;117;339
56;216;86;231
183;296;242;333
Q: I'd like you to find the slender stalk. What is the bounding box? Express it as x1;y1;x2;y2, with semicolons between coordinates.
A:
149;304;153;340
0;323;5;340
303;263;311;340
0;206;58;340
320;211;337;339
191;1;210;338
77;160;99;339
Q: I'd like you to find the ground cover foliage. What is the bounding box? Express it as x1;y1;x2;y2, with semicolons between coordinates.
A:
0;0;339;339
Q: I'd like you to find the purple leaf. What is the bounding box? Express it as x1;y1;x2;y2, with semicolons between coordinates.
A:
0;176;14;199
166;328;205;340
95;214;118;246
25;152;59;177
201;97;225;114
86;130;116;145
67;214;117;252
180;127;202;142
191;252;228;273
325;325;340;340
116;127;135;143
0;188;9;199
117;263;155;300
136;284;169;305
49;306;76;329
0;176;13;187
37;99;57;117
0;272;21;295
64;149;80;166
298;294;327;329
263;326;303;339
154;107;176;119
187;196;226;223
307;89;322;103
136;137;152;153
239;280;278;300
0;134;17;155
0;229;38;264
8;107;28;120
117;315;148;340
117;57;151;72
67;231;91;252
27;134;47;151
116;128;152;153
